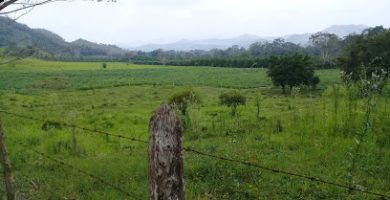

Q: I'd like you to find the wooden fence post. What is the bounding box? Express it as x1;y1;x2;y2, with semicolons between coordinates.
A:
0;118;17;200
148;104;184;200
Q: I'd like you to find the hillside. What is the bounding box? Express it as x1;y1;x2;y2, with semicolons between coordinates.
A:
131;24;370;51
132;35;268;52
0;17;126;59
0;17;371;56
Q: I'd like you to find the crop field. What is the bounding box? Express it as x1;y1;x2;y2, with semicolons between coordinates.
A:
0;59;389;199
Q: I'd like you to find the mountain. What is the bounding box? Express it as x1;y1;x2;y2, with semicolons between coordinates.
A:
132;34;267;52
70;39;126;58
0;17;126;59
0;17;371;55
283;33;311;45
322;24;369;37
283;24;370;46
130;24;370;51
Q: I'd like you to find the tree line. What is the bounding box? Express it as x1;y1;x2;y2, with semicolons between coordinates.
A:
126;36;341;69
265;26;390;93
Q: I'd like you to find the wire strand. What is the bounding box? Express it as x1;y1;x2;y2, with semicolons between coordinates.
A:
183;147;390;199
29;149;141;200
0;110;148;144
1;110;389;199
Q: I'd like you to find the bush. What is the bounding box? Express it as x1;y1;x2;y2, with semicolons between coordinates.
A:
219;91;246;116
168;88;201;115
102;63;107;68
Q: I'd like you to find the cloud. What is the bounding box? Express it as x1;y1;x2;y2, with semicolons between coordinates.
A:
131;0;202;7
16;0;390;46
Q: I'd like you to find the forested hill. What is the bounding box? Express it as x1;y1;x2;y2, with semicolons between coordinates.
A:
0;17;126;60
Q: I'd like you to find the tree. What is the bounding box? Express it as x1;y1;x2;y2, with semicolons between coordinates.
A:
267;54;318;93
0;45;35;65
338;26;390;81
219;91;246;116
309;32;340;66
248;38;305;57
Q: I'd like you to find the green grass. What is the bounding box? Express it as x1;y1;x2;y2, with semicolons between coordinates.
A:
0;59;339;92
0;59;389;199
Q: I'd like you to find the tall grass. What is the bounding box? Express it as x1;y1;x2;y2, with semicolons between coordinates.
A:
0;60;388;199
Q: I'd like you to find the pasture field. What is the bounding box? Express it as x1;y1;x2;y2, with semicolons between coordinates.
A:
0;59;339;92
0;59;389;199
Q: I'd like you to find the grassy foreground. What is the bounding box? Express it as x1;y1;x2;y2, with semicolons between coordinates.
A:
0;59;389;199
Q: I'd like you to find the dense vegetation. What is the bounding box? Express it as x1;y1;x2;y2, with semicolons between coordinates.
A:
0;17;126;60
0;60;389;199
127;39;337;68
339;26;390;80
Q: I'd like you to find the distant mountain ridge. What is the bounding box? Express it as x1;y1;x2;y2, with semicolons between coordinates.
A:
322;24;369;37
0;17;126;59
133;34;268;52
283;24;369;46
130;24;370;51
0;17;371;55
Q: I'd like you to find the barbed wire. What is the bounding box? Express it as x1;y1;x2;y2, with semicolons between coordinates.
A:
183;147;390;199
15;172;72;200
28;148;141;200
0;110;148;144
1;110;389;199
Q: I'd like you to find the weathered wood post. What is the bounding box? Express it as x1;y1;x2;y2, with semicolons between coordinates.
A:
148;104;184;200
0;118;17;200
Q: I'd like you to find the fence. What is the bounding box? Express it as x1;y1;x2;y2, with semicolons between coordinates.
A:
0;106;389;200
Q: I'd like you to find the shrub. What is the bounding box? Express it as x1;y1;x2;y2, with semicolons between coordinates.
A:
168;88;201;115
219;91;246;116
102;63;107;68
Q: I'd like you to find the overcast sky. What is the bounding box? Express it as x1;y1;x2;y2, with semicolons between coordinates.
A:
12;0;390;46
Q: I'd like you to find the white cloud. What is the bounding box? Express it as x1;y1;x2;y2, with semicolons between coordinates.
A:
15;0;390;46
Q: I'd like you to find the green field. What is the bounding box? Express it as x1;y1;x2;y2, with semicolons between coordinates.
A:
0;59;340;92
0;59;389;199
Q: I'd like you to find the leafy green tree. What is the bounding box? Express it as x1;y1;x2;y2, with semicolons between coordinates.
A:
219;91;246;116
338;26;390;81
267;54;317;93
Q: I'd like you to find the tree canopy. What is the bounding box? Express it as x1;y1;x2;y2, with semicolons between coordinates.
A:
267;54;319;93
338;26;390;81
